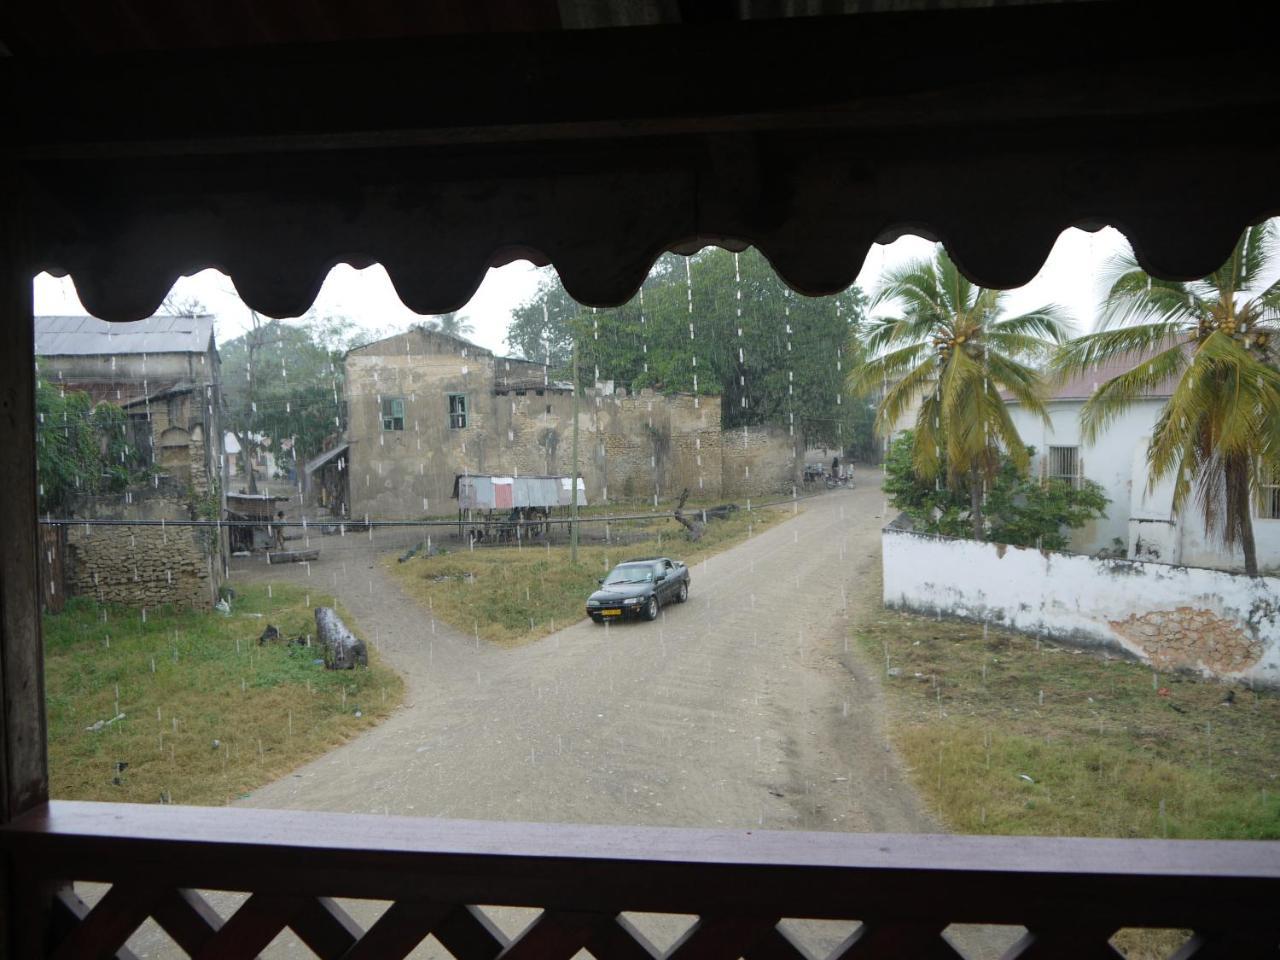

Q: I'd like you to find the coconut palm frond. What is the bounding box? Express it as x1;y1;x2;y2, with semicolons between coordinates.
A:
872;356;938;438
990;305;1074;344
1051;323;1187;382
984;331;1058;360
1099;260;1199;330
1254;274;1280;318
847;341;929;395
985;352;1051;422
911;390;945;481
983;384;1032;473
1078;339;1188;444
871;258;947;317
1239;222;1276;288
1192;333;1280;457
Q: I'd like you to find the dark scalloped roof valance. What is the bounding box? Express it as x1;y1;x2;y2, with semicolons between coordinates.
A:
6;2;1280;321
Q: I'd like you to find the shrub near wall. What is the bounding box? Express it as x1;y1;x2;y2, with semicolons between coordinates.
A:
882;520;1280;687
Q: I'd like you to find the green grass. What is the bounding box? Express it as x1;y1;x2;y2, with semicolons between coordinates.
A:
856;608;1280;841
44;583;404;806
387;504;791;645
856;606;1280;958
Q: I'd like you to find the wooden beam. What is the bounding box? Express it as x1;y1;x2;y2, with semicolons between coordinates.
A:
0;154;50;959
3;802;1279;931
6;3;1276;157
0;161;47;823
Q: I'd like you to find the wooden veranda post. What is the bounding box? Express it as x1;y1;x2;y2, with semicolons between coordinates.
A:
0;165;52;956
570;334;580;565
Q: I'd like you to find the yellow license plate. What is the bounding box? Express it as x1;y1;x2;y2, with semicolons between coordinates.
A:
601;609;622;616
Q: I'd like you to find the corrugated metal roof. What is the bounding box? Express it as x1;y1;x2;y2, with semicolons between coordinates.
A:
305;443;349;475
34;315;215;356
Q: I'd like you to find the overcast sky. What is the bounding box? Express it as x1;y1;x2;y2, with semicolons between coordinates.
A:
33;226;1134;355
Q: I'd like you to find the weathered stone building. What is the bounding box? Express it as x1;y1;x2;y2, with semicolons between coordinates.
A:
344;327;799;519
35;314;226;608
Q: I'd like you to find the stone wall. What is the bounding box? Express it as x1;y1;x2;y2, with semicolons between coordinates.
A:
64;492;217;609
721;424;801;499
347;329;803;517
881;518;1280;686
67;524;214;609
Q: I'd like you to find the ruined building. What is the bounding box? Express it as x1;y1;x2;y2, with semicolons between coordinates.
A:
35;314;227;608
341;327;799;519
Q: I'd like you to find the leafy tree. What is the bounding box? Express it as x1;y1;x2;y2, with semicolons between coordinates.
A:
34;377;149;514
884;431;1108;550
848;246;1072;539
1052;224;1280;575
506;249;870;451
220;312;353;492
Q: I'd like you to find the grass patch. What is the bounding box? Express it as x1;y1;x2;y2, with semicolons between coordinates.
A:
387;503;792;645
857;607;1280;957
45;582;404;806
857;608;1280;841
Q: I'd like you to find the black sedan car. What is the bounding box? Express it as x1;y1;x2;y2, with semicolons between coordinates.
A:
586;556;690;623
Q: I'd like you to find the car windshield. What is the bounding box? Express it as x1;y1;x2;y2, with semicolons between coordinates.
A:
604;564;655;585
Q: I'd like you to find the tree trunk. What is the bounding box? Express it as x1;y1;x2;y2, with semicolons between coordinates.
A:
1229;457;1259;576
969;466;984;541
673;488;704;541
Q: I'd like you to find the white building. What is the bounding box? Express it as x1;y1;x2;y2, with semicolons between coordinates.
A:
1006;356;1280;574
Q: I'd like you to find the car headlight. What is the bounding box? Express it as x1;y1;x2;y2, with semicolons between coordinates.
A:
623;596;644;605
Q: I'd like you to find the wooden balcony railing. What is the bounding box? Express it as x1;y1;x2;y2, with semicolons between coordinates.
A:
2;801;1278;959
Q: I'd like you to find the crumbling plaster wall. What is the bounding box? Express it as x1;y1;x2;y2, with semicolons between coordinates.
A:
882;522;1280;686
346;330;802;517
346;331;498;517
350;367;798;517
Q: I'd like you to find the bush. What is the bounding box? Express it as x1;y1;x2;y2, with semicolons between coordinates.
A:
884;431;1108;549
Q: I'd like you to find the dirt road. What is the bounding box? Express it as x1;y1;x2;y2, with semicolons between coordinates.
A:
121;474;1024;959
236;472;933;834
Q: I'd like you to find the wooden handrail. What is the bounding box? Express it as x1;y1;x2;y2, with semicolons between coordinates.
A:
3;801;1279;958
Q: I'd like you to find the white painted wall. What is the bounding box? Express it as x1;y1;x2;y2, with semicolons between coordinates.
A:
883;523;1280;687
1007;398;1280;573
1007;398;1165;555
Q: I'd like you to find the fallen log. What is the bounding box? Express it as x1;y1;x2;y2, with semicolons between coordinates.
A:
268;548;320;564
315;607;368;670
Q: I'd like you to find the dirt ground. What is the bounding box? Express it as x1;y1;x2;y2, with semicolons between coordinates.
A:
232;471;929;833
118;471;1018;958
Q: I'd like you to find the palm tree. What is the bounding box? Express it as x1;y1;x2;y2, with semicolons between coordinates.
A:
848;247;1071;540
432;311;475;337
1052;224;1280;576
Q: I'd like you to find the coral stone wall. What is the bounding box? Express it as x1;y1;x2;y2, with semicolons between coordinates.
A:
1109;608;1265;676
346;330;803;516
882;519;1280;686
64;492;217;610
721;424;801;499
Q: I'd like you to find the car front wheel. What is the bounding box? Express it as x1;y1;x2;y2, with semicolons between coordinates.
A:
677;581;688;603
645;597;659;621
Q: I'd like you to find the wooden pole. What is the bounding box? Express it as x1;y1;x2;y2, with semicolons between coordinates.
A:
0;159;52;957
570;335;580;565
